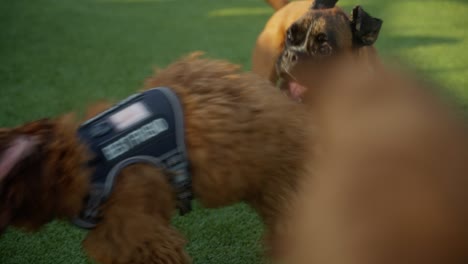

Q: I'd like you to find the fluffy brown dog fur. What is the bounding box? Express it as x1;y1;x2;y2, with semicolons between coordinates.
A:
274;58;468;263
0;53;308;264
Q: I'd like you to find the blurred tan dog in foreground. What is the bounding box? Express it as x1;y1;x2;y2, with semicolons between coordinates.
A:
275;58;468;263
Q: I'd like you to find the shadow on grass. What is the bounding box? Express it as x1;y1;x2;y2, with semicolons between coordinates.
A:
96;0;173;3
405;0;467;3
380;35;461;50
207;7;272;17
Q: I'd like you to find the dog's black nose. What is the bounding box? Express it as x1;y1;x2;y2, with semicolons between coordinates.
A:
284;50;298;63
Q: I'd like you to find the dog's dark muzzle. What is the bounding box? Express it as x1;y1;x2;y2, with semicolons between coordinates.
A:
276;49;308;79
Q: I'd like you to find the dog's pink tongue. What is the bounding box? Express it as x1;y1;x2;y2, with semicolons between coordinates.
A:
288;81;307;101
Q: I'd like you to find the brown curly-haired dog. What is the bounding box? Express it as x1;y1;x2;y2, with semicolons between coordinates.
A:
274;58;468;263
0;54;307;264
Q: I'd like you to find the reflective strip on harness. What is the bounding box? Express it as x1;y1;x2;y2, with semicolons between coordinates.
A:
73;87;192;229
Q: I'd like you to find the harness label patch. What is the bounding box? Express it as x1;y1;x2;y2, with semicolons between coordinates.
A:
109;102;150;131
102;118;169;160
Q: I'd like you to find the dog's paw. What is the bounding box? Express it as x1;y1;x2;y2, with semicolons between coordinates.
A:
83;214;190;264
127;236;191;264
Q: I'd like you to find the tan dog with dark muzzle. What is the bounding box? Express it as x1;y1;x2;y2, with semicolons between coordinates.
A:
252;0;382;101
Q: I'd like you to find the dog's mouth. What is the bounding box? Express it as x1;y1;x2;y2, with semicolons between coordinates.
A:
277;73;307;102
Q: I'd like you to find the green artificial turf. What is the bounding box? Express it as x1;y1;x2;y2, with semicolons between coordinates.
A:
0;0;467;263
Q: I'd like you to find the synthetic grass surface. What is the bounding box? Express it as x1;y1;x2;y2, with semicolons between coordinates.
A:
0;0;466;263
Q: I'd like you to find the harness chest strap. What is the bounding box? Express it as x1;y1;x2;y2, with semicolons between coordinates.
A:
73;87;192;229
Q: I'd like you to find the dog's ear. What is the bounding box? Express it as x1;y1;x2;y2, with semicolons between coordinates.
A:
0;135;37;233
351;6;383;46
312;0;338;9
0;136;38;182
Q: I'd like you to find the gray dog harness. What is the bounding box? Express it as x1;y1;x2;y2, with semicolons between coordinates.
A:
73;87;192;229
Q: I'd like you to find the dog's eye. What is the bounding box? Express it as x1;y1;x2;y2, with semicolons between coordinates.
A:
286;24;304;46
287;30;294;43
316;33;328;43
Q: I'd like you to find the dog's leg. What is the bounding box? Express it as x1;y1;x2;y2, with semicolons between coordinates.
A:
246;176;300;259
82;165;190;264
